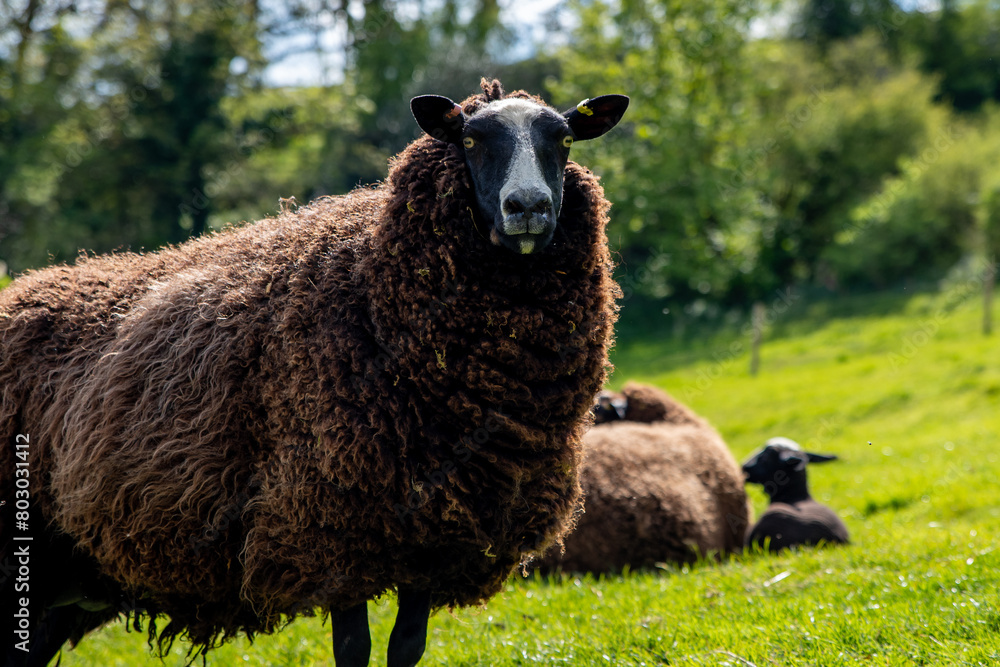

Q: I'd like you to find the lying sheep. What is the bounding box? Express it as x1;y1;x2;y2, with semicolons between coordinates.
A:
540;383;750;572
742;437;849;552
0;79;628;667
594;381;704;425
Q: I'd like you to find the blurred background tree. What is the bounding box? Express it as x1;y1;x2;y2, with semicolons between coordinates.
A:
549;0;765;325
910;0;1000;112
791;0;900;51
1;0;265;266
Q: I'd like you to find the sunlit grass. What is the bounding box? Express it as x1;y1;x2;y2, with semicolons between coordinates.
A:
65;285;1000;665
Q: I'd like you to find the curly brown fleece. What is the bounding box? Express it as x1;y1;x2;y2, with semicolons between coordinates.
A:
0;80;618;651
540;384;749;572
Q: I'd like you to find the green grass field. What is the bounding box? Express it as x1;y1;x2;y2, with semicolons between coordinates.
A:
63;281;1000;666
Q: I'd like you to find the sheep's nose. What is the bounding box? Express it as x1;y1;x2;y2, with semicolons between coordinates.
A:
502;189;552;219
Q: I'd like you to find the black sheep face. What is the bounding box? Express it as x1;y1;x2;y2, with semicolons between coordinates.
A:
742;436;837;500
411;92;629;255
592;390;628;424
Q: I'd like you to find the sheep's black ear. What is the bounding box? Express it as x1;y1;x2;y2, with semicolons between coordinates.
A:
807;452;838;464
562;95;630;140
411;95;466;144
778;449;807;471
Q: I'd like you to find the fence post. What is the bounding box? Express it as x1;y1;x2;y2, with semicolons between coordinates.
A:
985;260;996;336
750;300;765;376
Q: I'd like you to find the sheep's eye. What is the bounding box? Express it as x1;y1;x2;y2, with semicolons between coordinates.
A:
562;136;574;148
463;137;475;149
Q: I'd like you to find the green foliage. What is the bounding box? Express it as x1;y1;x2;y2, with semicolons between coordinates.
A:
338;0;513;169
1;1;267;270
205;86;376;228
746;35;941;296
792;0;902;50
0;9;86;268
825;109;1000;288
551;0;765;308
910;0;1000;112
550;12;950;314
63;286;1000;665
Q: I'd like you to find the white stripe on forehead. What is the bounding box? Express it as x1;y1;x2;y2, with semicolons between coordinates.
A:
489;99;553;226
765;437;802;451
484;98;546;130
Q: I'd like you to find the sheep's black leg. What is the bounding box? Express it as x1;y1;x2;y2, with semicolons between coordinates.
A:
331;602;371;667
386;588;431;667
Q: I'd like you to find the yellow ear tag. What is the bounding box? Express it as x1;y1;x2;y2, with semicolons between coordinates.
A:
576;99;594;116
444;104;462;120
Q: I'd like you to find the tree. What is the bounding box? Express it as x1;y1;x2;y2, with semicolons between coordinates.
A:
749;34;940;293
79;18;250;243
0;1;85;270
911;0;1000;112
792;0;901;50
2;1;267;269
551;0;765;318
264;0;512;193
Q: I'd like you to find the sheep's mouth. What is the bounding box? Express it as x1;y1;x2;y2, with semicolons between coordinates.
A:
491;213;557;255
490;228;555;255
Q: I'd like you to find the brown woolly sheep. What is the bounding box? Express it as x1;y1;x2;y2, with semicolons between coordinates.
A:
742;437;849;552
541;383;750;572
0;79;628;667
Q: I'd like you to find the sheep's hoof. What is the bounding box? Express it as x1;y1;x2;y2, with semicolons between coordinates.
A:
386;588;431;667
331;602;371;667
